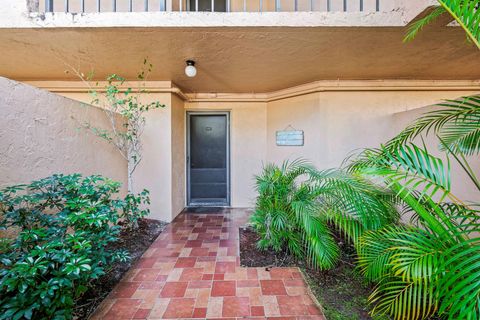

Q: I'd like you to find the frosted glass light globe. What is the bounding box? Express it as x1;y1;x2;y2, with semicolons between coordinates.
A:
185;60;197;77
185;65;197;77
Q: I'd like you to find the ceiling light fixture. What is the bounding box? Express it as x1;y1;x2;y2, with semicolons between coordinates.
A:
185;60;197;78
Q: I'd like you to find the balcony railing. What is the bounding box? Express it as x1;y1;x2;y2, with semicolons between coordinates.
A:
41;0;381;13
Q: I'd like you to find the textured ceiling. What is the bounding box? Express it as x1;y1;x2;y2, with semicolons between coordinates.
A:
0;25;479;93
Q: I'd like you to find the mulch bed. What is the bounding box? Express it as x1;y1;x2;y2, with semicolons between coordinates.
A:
73;218;168;320
239;227;374;320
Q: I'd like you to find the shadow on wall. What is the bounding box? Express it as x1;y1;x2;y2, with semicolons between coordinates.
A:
0;76;127;193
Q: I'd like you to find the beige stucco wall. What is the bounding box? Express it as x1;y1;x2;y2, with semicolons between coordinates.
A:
57;90;184;222
0;77;127;191
266;91;479;168
24;80;479;221
171;94;186;216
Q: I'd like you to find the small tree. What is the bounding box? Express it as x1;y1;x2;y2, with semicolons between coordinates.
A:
76;60;165;194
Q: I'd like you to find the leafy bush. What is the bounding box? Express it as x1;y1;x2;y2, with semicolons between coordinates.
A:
0;174;150;320
348;95;480;319
250;159;398;270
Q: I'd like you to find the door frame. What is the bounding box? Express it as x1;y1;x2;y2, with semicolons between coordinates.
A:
186;111;231;207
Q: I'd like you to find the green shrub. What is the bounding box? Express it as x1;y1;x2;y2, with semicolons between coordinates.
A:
0;174;149;320
347;95;480;319
250;159;397;270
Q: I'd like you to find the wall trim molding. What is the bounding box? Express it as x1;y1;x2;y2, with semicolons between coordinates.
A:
26;79;480;103
25;80;191;101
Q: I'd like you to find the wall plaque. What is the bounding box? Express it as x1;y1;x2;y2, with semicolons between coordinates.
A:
276;130;304;146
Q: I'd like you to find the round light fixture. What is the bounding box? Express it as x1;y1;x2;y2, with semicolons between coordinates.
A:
185;60;197;78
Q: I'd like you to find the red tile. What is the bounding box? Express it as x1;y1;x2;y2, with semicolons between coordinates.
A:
260;280;287;295
307;304;323;316
220;240;237;247
198;256;216;262
215;261;236;274
185;240;203;248
251;306;265;316
156;274;168;281
202;273;214;280
163;298;195;318
237;280;259;287
277;296;309;316
111;282;140;298
138;281;164;290
197;233;213;240
269;269;294;280
284;279;305;287
160;282;188;298
211;281;236;297
190;248;210;256
135;257;157;268
192;307;208;318
175;257;197;268
133;308;151;319
247;268;258;279
214;273;225;280
104;299;142;319
179;268;204;281
227;247;237;256
188;280;212;289
222;296;250;317
133;269;160;282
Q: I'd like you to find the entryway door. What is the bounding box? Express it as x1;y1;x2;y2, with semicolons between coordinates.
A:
187;112;230;207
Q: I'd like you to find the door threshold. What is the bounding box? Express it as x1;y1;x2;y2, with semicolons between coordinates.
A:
183;206;230;214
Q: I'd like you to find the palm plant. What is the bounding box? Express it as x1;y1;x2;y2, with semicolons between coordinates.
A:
348;95;480;319
250;159;398;270
404;0;480;49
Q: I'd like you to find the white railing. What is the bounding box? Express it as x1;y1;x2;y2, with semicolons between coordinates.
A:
40;0;381;13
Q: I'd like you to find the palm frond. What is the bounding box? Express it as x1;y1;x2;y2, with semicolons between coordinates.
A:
350;143;452;202
387;94;480;154
370;276;438;320
356;226;401;282
359;228;441;320
404;6;448;43
438;238;480;319
438;0;480;49
440;113;480;155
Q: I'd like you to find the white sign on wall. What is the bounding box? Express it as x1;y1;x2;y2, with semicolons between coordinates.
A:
276;130;304;146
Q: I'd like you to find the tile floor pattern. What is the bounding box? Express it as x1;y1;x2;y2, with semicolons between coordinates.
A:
91;209;326;320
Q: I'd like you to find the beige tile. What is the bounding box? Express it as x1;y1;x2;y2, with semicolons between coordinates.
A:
148;298;170;319
206;296;223;318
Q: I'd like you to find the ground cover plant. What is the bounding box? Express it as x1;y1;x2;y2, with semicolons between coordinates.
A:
0;174;152;320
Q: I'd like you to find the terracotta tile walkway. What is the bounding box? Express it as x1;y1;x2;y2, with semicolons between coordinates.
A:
92;209;325;320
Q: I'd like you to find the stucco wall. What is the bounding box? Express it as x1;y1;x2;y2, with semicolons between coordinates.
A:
58;90;183;222
171;94;186;217
266;91;475;168
0;77;127;191
32;82;480;220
